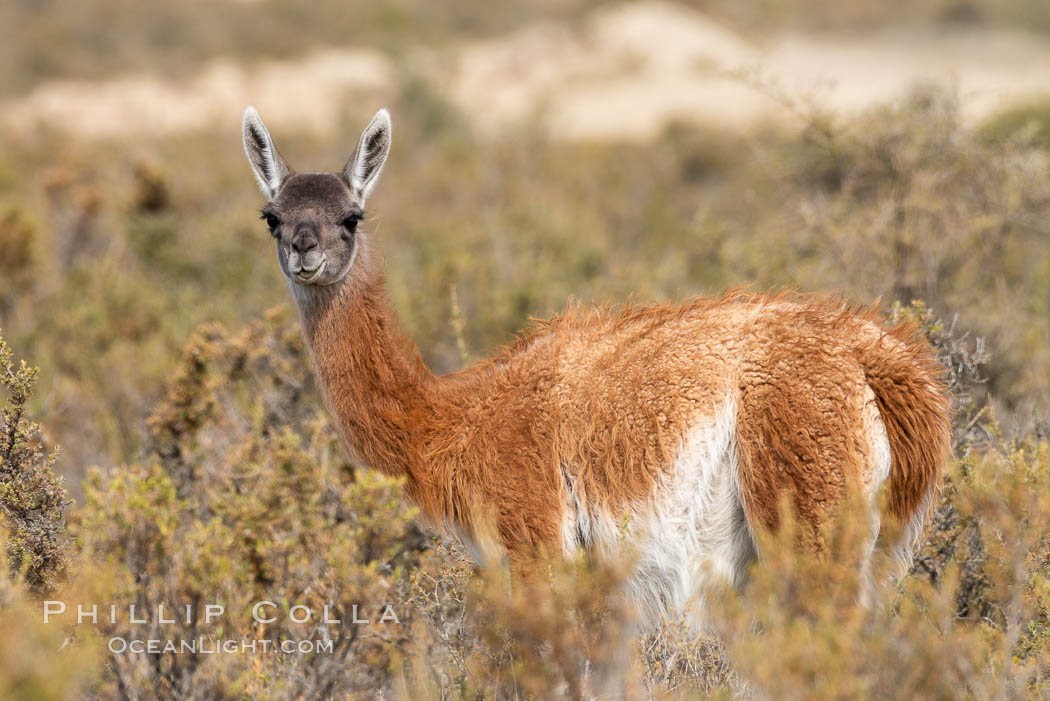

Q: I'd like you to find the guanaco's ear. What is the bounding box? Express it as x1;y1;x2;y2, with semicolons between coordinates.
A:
242;106;292;199
343;109;392;201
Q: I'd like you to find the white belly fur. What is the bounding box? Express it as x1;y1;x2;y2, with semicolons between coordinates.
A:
562;396;756;626
561;390;898;626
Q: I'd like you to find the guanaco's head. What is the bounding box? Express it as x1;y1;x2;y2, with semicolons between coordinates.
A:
241;107;391;287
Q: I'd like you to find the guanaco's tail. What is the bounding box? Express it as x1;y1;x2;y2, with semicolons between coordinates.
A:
858;322;952;525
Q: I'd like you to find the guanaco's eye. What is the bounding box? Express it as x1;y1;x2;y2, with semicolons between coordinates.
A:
341;214;361;233
260;211;281;236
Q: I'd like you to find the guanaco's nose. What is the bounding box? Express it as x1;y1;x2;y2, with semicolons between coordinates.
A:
291;224;319;255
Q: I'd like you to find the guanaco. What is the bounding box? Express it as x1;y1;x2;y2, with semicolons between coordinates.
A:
242;107;950;624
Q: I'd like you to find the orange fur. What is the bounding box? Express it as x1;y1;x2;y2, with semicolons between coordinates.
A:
299;251;950;559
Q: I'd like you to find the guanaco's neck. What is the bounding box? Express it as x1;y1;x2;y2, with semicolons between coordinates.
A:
292;248;439;486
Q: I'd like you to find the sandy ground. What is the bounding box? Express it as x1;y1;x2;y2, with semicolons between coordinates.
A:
4;1;1050;141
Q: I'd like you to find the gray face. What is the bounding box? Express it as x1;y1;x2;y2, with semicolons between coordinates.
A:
261;173;363;287
243;106;391;290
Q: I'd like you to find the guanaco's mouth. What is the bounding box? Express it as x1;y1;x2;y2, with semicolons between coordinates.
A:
293;258;327;284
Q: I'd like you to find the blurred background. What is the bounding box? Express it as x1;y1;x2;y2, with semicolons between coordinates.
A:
1;0;1049;484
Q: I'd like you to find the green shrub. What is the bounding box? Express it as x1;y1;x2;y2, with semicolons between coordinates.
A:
74;310;429;698
0;331;71;595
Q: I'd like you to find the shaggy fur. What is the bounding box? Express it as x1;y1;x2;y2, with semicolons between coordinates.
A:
242;107;952;623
